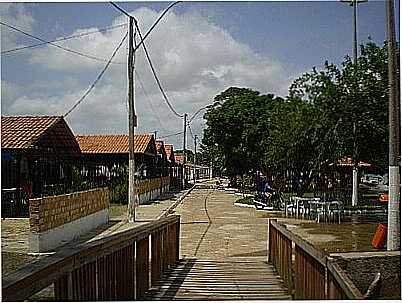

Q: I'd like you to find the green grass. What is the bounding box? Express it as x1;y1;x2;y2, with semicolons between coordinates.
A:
235;196;254;205
109;204;127;219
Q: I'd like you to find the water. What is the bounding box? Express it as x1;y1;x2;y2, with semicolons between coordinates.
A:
299;211;387;253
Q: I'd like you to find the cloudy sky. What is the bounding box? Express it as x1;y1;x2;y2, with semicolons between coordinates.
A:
1;1;399;150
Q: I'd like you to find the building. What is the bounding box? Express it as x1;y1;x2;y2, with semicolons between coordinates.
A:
75;134;159;182
1;116;81;217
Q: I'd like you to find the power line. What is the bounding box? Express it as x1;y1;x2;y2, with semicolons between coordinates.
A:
135;69;169;131
109;1;184;118
2;23;127;54
109;1;181;54
133;1;181;54
135;22;183;118
64;31;128;117
0;21;125;65
158;131;184;140
188;124;196;140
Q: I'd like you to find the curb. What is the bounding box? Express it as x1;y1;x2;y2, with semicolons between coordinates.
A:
233;202;255;208
157;185;196;219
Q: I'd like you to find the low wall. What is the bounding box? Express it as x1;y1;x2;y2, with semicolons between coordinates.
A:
136;176;170;204
330;251;401;299
29;188;109;253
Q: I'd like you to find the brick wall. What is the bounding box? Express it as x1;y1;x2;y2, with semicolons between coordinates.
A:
136;176;170;195
29;188;109;233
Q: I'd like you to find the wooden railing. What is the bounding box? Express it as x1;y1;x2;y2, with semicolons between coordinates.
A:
2;215;180;301
268;219;364;300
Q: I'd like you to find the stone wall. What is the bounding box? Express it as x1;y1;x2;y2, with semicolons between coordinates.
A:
29;188;109;253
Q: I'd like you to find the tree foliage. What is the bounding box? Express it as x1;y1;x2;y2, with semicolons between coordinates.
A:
202;41;390;192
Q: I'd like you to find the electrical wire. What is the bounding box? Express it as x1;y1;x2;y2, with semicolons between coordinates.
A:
132;1;181;54
158;131;184;139
188;124;196;140
134;22;183;118
109;1;184;118
136;70;169;131
2;23;127;54
109;1;181;54
64;31;128;117
0;21;125;65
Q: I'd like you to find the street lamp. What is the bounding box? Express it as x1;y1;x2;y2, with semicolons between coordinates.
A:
340;0;368;64
188;101;220;124
340;0;367;207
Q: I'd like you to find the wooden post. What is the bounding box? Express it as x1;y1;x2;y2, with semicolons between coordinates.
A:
136;237;149;299
128;16;138;222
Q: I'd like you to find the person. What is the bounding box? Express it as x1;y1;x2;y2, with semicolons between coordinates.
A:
262;179;274;204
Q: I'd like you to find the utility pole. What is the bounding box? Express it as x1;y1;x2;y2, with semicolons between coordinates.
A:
182;113;187;189
386;0;400;250
341;0;367;207
154;130;158;140
193;135;197;184
127;16;138;223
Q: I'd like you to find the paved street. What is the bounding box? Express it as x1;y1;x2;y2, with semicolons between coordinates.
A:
174;188;270;260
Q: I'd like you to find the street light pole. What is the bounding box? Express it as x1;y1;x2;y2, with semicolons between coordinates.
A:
182;113;187;189
341;0;367;207
193;135;197;184
386;0;400;250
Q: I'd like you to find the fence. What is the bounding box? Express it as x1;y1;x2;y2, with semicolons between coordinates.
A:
2;215;180;301
268;219;365;300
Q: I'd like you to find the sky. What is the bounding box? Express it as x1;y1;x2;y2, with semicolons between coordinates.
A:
1;1;399;150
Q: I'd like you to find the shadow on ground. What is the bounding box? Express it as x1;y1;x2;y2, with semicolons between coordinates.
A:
146;258;197;300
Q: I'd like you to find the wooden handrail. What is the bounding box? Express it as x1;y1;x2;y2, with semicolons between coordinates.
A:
270;219;327;266
268;219;365;300
3;215;180;301
326;257;365;299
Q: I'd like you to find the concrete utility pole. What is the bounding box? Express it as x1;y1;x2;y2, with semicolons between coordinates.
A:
154;130;158;140
193;135;197;184
386;0;400;250
127;17;138;223
182;113;187;189
341;0;367;207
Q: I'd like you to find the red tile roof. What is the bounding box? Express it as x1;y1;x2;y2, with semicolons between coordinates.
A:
75;134;154;155
338;157;371;167
1;116;62;149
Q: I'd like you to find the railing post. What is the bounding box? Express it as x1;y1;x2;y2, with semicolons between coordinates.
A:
151;231;162;286
136;236;150;299
175;217;180;262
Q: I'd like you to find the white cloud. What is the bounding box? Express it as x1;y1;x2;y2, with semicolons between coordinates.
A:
2;6;296;148
0;3;34;51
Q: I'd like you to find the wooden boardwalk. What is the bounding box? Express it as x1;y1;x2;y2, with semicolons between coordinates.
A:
145;187;292;300
145;258;291;300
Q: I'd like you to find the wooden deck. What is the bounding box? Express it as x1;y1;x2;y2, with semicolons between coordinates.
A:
145;258;292;300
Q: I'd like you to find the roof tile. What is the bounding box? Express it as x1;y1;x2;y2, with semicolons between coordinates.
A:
1;116;62;149
75;134;154;154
